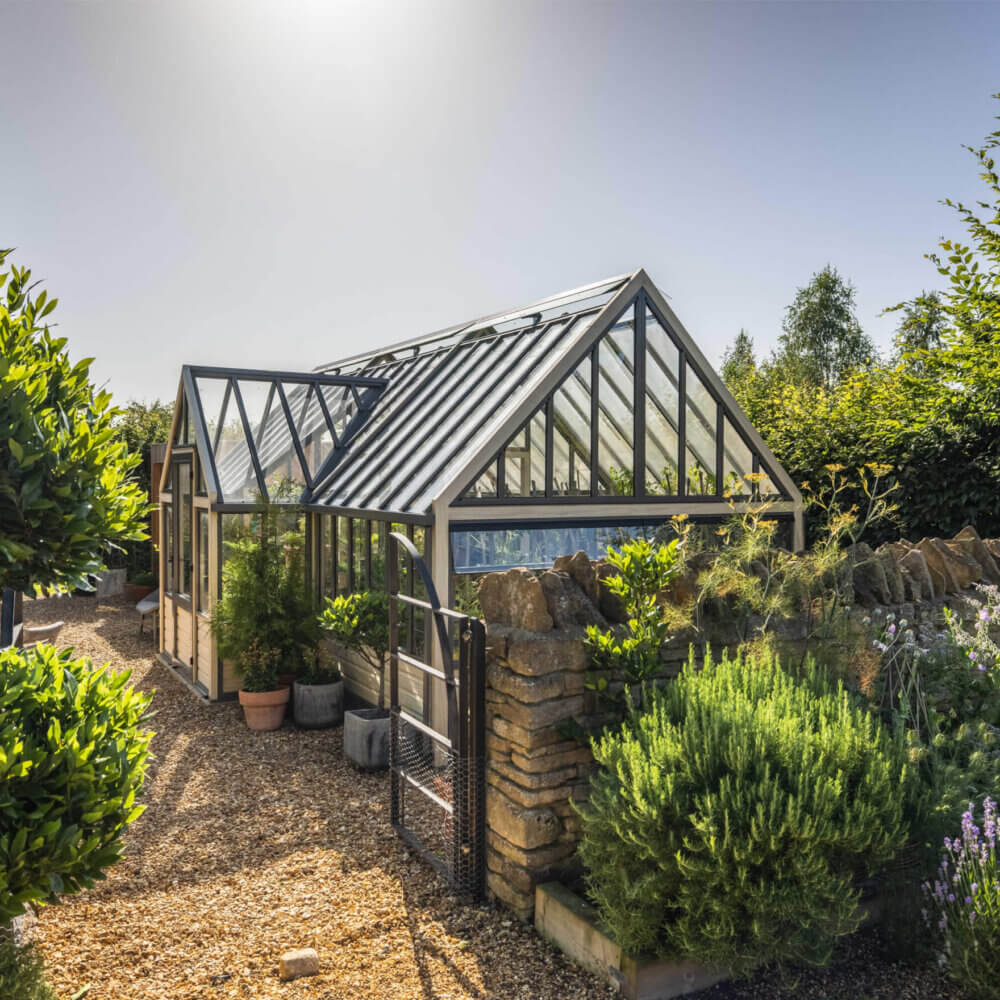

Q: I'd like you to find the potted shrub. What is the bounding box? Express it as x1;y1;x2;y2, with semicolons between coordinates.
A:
320;590;390;770
211;499;321;729
293;651;344;729
123;570;156;603
237;639;289;731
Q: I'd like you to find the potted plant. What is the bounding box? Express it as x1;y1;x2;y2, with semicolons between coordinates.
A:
123;570;157;603
237;639;289;731
211;499;321;730
293;650;344;729
319;590;390;770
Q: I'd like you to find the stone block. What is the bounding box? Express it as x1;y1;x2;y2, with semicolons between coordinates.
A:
954;526;1000;585
491;759;581;791
486;789;561;850
487;663;582;703
487;846;535;894
553;550;599;602
899;548;936;601
492;694;586;732
488;770;579;809
539;570;606;629
487;871;533;920
846;543;891;606
875;546;906;604
510;744;594;774
505;635;589;677
278;949;319;981
491;716;567;752
479;568;553;632
917;538;960;596
487;828;576;869
942;540;984;590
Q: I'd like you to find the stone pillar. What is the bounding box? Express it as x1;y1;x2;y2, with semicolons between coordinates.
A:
484;625;596;920
477;563;609;920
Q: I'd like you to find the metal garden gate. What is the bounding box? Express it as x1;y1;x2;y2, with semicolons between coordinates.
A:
387;532;486;899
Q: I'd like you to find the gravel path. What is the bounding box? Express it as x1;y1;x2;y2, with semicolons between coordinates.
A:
22;596;968;1000
24;595;616;1000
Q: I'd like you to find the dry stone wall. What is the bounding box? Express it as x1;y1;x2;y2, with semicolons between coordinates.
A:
477;526;1000;920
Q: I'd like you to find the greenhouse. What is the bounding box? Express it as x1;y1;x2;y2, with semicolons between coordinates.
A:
156;268;803;709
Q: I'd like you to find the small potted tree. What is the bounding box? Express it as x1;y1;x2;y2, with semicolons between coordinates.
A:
320;590;390;769
293;648;344;729
212;499;320;730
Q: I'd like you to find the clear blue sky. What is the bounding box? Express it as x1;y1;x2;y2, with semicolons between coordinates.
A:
4;1;999;403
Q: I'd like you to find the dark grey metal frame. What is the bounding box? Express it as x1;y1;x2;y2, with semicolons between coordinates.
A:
454;290;789;507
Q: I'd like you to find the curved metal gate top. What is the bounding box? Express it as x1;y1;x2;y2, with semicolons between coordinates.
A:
387;532;486;900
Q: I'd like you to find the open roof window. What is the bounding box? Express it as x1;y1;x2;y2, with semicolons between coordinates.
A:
165;367;388;505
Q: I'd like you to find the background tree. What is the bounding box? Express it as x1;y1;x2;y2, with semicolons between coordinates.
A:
0;249;148;597
720;329;756;387
775;264;876;389
890;290;949;362
113;400;173;579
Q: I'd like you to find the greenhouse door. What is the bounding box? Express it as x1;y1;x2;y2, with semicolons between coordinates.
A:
387;532;486;900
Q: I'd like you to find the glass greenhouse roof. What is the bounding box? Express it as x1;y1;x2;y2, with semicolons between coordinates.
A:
164;270;798;517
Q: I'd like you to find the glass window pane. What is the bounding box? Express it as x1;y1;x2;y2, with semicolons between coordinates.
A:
173;395;193;445
321;516;335;598
320;384;356;440
463;461;498;499
197;510;210;611
684;366;717;496
371;520;386;590
722;417;753;498
178;463;192;598
195;453;207;496
501;407;546;499
644;310;680;496
552;357;591;496
162;502;174;592
757;464;781;500
352;518;369;590
597;309;635;496
337;516;350;593
529;408;546;497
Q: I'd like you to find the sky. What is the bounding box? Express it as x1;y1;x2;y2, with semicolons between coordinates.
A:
4;0;999;404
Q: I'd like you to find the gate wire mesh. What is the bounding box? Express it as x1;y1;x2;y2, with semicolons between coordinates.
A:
390;714;485;899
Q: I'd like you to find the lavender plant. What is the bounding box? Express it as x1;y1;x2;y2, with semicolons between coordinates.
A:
924;799;1000;998
945;584;1000;679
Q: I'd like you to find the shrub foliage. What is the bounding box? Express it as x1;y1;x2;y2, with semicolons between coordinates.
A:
576;647;913;973
0;249;148;593
0;644;153;922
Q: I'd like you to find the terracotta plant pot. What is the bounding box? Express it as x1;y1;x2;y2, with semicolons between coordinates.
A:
238;686;290;731
123;583;155;603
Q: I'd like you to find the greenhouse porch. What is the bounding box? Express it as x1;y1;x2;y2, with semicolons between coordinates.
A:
156;268;803;720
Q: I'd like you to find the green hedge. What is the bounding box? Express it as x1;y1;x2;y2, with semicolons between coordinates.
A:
576;647;915;973
0;644;153;922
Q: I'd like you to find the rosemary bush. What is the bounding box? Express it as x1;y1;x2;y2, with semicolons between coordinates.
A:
576;646;913;974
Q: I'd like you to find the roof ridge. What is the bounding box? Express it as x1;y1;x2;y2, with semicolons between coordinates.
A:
314;270;636;374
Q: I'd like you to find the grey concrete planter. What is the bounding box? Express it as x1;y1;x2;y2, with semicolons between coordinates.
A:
293;679;344;729
343;708;389;770
535;882;727;999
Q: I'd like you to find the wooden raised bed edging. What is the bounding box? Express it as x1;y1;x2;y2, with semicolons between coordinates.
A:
534;882;727;999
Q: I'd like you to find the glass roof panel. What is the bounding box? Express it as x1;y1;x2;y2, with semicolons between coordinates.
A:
552;356;592;496
597;308;635;496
